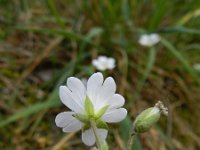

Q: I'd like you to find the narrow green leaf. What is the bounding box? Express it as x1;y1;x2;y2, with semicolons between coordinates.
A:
15;27;82;40
149;0;167;30
132;136;142;150
176;9;200;26
157;27;200;35
79;27;103;52
119;117;132;142
47;0;65;28
161;38;200;86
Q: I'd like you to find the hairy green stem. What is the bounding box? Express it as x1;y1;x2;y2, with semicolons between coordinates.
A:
90;120;102;150
127;133;136;150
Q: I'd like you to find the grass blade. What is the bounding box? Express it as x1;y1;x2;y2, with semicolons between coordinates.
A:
133;47;157;101
148;0;167;30
0;62;75;127
176;9;200;26
46;0;65;28
157;26;200;35
15;27;82;40
161;38;200;86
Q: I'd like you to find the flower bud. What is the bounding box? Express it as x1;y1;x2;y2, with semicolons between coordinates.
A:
132;101;168;134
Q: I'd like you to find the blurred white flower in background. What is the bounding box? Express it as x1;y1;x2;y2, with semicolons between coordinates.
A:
193;64;200;71
92;56;116;71
139;33;160;47
55;72;127;146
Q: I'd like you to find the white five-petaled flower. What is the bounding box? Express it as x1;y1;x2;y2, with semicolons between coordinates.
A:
55;72;127;146
138;33;160;47
92;56;116;71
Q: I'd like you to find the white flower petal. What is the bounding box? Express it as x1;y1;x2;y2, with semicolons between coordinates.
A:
62;121;82;132
107;94;125;109
59;86;84;113
97;64;107;71
82;128;95;146
67;77;86;106
92;60;99;67
98;56;107;63
96;128;108;145
82;128;108;146
139;34;149;46
139;34;160;47
95;77;116;111
87;72;104;106
101;108;127;123
107;58;115;69
150;34;160;43
101;77;116;97
55;112;83;132
92;56;115;71
92;57;107;71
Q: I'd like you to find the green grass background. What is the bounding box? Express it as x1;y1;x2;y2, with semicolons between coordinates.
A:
0;0;200;149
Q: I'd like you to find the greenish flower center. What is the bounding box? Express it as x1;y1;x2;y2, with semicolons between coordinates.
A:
73;96;109;130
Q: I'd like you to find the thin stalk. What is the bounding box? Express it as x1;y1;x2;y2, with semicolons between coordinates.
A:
127;133;136;150
90;120;102;150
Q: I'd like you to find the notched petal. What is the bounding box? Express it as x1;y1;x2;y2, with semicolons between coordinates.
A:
82;128;95;146
55;112;83;132
101;108;127;123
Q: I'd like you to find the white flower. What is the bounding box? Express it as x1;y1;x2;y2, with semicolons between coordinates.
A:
193;64;200;71
92;56;116;71
138;33;160;47
55;72;127;146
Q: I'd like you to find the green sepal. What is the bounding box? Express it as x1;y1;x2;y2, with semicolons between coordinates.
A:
96;120;108;130
95;105;109;119
84;96;95;117
72;113;88;124
102;142;109;150
134;107;160;133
